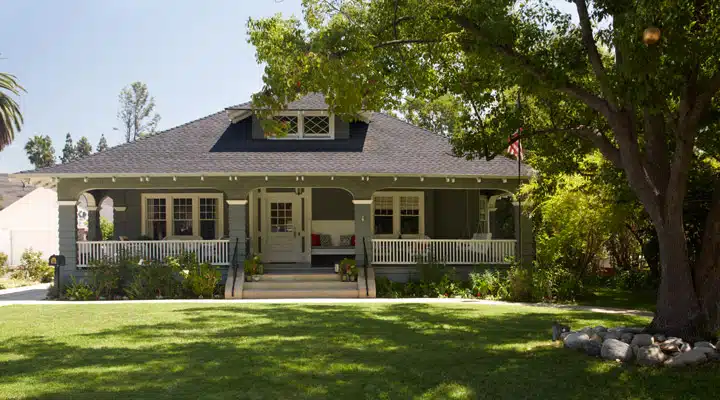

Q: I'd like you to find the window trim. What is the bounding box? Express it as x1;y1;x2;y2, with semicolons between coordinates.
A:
267;111;335;140
141;193;225;239
372;191;425;238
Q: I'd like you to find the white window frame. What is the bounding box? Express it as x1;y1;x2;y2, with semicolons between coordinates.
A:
141;193;225;239
478;195;489;234
267;111;335;140
372;191;425;238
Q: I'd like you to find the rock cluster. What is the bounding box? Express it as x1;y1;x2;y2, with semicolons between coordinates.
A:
557;325;720;367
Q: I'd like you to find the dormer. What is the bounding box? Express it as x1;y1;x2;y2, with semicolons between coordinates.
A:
225;93;350;140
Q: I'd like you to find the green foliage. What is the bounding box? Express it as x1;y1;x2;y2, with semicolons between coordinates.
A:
118;82;161;143
469;269;509;299
17;248;53;282
96;134;109;152
64;277;95;301
0;252;8;275
243;255;263;276
24;135;55;168
60;133;76;163
339;258;357;279
170;252;221;298
74;136;92;158
0;72;25;151
100;217;114;240
397;94;464;137
88;258;121;299
531;265;581;302
125;260;182;300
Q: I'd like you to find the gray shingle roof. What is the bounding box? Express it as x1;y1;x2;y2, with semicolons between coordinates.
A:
0;174;37;210
227;92;329;111
16;95;531;177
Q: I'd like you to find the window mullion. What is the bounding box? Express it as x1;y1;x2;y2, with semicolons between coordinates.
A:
192;195;200;238
298;111;304;138
166;195;173;239
393;195;399;237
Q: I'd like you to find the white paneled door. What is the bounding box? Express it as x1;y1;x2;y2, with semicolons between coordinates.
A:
263;192;302;262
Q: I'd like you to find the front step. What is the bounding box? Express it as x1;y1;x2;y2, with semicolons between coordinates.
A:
244;280;356;290
242;288;359;299
259;273;340;281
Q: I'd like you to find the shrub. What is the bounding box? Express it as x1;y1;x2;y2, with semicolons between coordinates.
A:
100;217;114;240
418;261;456;283
181;262;221;298
531;265;582;302
65;277;95;300
18;248;53;282
125;260;181;299
0;252;8;275
89;258;121;299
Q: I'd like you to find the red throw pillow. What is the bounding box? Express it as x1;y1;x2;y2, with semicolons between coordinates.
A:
311;233;321;247
351;235;356;246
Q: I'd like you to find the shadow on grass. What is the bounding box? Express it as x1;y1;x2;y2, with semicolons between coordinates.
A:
0;303;717;400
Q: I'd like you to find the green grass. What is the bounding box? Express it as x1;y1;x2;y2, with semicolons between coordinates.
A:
0;276;39;289
0;303;717;400
575;287;657;312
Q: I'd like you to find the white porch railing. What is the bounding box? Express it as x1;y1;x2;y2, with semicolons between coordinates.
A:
76;240;231;268
371;239;516;265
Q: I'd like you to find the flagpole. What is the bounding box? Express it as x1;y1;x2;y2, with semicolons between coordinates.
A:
518;149;522;269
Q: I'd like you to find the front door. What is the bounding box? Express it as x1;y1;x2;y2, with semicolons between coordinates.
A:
264;193;301;263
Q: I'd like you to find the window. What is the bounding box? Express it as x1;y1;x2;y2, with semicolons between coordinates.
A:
145;198;167;240
478;196;488;234
141;193;224;239
266;112;334;139
373;196;394;235
372;192;424;237
270;202;294;232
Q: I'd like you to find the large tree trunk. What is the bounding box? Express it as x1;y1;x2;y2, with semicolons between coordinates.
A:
693;178;720;336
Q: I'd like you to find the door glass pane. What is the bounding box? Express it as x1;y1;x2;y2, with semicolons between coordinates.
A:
173;198;194;236
270;202;293;232
145;198;167;240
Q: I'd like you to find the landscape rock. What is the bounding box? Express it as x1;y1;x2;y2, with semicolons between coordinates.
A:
604;331;620;341
590;334;603;343
621;333;634;344
596;331;607;340
564;332;590;350
665;349;708;367
653;334;666;343
636;345;667;366
693;341;716;349
680;342;692;353
631;334;654;347
552;322;571;341
691;347;717;356
584;340;602;357
594;326;608;332
560;332;572;340
659;342;680;353
601;339;634;362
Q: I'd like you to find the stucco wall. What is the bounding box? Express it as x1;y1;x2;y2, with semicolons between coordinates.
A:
0;187;59;265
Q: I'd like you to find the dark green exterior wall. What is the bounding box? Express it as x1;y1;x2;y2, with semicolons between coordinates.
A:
312;188;353;220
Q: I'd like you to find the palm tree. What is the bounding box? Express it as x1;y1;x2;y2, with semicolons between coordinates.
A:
24;135;55;168
0;73;25;150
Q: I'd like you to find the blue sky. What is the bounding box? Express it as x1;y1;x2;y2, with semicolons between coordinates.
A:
0;0;575;173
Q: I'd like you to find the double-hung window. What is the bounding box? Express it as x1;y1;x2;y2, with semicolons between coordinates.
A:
267;111;334;139
372;192;424;238
142;193;224;240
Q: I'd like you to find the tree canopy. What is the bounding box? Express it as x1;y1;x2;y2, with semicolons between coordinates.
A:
117;82;161;143
24;135;55;168
75;136;92;159
248;0;720;337
0;72;24;151
96;134;109;152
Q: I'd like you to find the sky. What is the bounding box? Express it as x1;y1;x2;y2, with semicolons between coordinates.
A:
0;0;576;173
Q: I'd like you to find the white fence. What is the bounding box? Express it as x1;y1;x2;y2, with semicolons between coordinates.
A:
371;239;516;265
76;240;231;267
0;229;58;266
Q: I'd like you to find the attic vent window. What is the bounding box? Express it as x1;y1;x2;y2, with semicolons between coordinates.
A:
267;111;335;140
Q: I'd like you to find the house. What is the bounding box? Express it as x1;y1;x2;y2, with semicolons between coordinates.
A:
0;174;58;266
12;93;533;298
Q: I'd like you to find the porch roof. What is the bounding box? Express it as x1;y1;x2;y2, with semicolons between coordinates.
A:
14;95;532;179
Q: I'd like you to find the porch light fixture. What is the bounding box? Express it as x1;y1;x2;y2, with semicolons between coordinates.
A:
83;177;88;183
502;178;507;183
173;176;177;181
200;176;205;181
111;177;116;183
228;176;233;181
365;176;370;181
139;177;143;182
420;177;424;182
301;176;305;181
360;176;365;181
451;178;456;183
234;176;238;181
446;177;450;183
330;176;335;181
476;178;482;183
265;176;269;181
393;176;397;181
296;176;300;181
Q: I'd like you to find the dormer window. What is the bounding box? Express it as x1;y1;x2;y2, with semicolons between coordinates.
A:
269;111;334;139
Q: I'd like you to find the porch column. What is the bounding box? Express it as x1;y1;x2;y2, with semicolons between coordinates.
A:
58;200;78;290
227;200;248;259
113;206;128;240
353;199;373;265
488;195;499;239
513;201;534;267
87;206;100;241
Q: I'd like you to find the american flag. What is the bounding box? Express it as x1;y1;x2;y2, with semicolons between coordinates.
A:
507;128;524;160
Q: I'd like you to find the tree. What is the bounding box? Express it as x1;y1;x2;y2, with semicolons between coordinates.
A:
117;82;161;143
60;133;76;163
24;135;55;168
0;72;25;151
96;134;109;152
397;94;463;137
248;1;720;337
75;136;92;158
100;217;114;241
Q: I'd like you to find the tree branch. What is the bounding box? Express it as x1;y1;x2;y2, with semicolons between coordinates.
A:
450;14;614;120
574;0;614;107
373;39;439;49
573;126;622;167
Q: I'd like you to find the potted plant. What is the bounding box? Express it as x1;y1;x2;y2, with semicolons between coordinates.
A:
244;255;263;282
338;258;357;282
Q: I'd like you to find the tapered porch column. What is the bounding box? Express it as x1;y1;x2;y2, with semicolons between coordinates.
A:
58;200;78;289
113;205;128;240
513;201;534;267
353;199;373;265
227;199;248;259
87;206;100;241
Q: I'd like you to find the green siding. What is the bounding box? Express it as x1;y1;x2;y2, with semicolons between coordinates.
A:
312;188;353;220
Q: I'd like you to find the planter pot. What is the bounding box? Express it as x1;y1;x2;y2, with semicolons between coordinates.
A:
350;275;357;282
252;275;261;282
341;275;348;282
245;275;252;282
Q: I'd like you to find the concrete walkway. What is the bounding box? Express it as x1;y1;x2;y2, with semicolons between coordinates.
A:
0;295;653;317
0;283;51;301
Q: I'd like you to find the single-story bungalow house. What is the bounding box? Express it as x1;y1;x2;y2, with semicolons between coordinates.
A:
12;93;532;298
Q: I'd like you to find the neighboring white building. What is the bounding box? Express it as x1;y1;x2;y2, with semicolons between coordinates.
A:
0;174;59;266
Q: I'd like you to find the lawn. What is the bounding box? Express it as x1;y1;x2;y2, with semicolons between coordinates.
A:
0;303;717;400
0;276;39;290
574;287;657;312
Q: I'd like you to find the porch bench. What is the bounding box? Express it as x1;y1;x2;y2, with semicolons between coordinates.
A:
311;246;355;256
